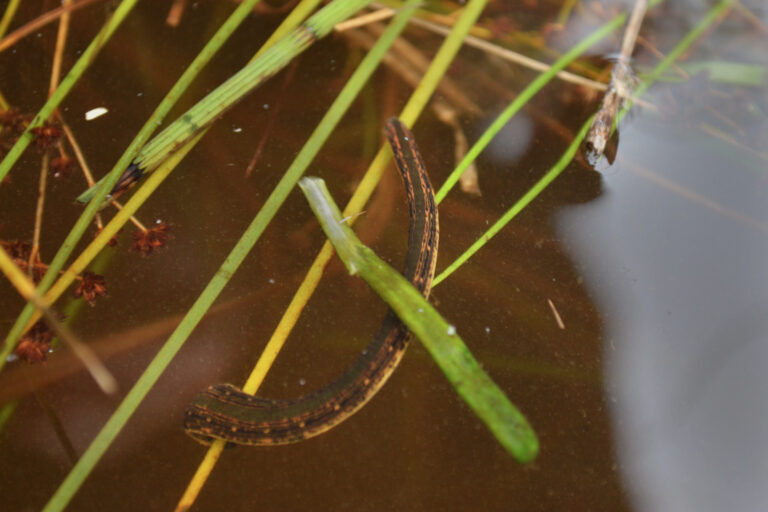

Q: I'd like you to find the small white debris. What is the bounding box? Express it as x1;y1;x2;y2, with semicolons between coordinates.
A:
233;127;242;133
484;326;491;334
339;211;366;224
547;298;566;330
85;107;108;121
298;378;306;386
263;104;270;109
268;278;275;284
446;325;457;336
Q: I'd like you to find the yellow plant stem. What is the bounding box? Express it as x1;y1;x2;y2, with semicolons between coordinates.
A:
240;0;490;397
175;1;328;508
0;247;41;300
0;247;117;394
174;442;226;512
177;0;487;507
0;0;20;40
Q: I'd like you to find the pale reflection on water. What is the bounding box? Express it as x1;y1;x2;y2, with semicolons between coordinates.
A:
558;113;768;512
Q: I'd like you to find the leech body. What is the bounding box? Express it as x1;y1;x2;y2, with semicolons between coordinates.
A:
183;118;439;446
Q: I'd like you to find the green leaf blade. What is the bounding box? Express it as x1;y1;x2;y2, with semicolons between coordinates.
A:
299;177;538;462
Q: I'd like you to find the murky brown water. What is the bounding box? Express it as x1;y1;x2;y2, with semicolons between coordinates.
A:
1;1;766;511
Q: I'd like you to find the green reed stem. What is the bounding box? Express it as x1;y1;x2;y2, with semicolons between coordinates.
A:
300;176;538;462
0;0;139;184
0;0;266;374
434;14;627;204
0;0;20;40
433;0;730;286
77;0;372;202
40;4;419;510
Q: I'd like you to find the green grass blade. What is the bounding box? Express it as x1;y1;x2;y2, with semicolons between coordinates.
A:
82;0;373;188
39;222;248;512
626;0;732;108
0;0;140;184
0;0;21;40
0;400;17;432
435;119;592;286
40;6;419;510
434;13;627;204
325;0;490;241
74;0;324;207
235;0;491;405
299;177;539;462
433;0;730;286
0;0;265;373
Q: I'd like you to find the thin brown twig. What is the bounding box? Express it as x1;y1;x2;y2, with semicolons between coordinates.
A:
30;0;73;278
49;0;73;96
547;298;566;330
358;3;620;96
636;35;689;79
60;114;147;232
702;104;744;135
62;109;151;233
38;297;118;394
585;0;648;165
0;246;118;394
109;200;147;231
166;0;188;28
345;26;481;194
676;4;734;70
57;120;104;230
363;22;482;115
732;1;768;35
58;121;91;182
431;101;481;196
411;15;613;94
0;0;103;54
626;158;768;237
334;6;395;31
619;0;646;57
698;122;768;163
29;155;49;271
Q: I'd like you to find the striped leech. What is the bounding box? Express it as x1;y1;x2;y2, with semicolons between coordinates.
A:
183;118;439;446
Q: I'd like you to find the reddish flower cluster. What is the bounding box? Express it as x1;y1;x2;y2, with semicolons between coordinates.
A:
16;321;53;364
0;108;31;135
73;271;108;306
1;239;30;259
51;155;77;179
30;121;62;150
0;239;45;283
0;108;32;159
131;221;171;256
